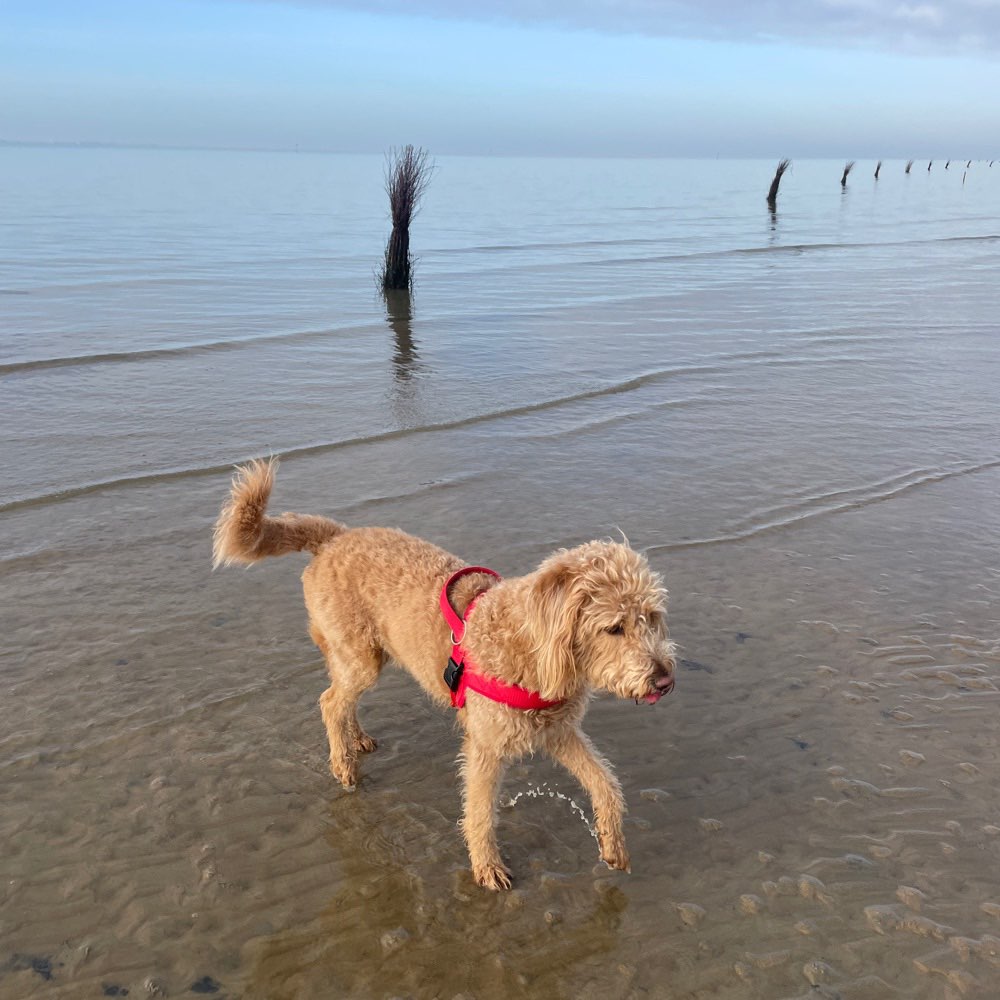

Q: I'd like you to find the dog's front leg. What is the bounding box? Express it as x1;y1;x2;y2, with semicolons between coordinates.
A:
549;729;630;872
460;734;512;890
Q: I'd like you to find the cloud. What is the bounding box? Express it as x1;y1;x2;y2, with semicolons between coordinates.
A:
286;0;1000;54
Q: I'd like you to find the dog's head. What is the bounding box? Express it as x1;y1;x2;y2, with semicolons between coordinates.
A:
522;541;676;703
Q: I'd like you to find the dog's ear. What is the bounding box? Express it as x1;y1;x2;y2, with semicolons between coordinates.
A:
523;551;587;700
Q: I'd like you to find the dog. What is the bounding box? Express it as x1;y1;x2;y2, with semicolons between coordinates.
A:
213;459;676;890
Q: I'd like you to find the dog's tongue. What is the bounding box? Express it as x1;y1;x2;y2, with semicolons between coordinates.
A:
640;692;662;705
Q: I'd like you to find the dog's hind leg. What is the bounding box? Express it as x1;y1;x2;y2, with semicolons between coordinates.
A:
459;733;512;890
548;729;630;873
312;626;381;788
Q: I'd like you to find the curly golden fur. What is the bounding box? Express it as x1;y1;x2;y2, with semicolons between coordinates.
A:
214;459;677;890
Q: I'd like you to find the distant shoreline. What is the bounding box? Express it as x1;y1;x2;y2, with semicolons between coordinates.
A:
1;140;985;161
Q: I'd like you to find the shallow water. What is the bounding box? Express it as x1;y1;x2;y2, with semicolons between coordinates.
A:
2;148;1000;999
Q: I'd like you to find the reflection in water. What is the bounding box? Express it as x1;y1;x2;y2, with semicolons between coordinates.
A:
385;287;427;426
243;789;627;999
384;288;420;384
767;205;778;243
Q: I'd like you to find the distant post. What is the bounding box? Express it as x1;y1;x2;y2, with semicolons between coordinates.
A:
840;161;855;187
380;145;432;292
874;160;882;180
766;159;790;210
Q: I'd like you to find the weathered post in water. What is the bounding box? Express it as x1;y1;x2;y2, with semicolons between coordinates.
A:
928;160;933;171
905;159;914;174
841;161;855;187
380;145;432;292
766;159;790;209
874;160;882;180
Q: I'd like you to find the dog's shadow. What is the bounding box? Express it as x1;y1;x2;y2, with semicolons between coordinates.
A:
241;781;629;999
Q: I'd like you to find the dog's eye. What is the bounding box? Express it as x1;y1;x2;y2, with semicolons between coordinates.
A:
606;623;625;636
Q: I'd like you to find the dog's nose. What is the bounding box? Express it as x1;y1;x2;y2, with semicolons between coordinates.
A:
654;673;675;694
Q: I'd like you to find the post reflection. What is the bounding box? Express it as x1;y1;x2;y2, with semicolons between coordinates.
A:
384;288;420;384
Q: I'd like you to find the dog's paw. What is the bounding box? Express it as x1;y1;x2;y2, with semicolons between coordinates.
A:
330;759;358;789
599;841;631;873
352;733;378;754
474;862;513;891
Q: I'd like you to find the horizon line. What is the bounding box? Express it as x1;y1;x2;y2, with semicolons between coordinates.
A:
2;139;992;161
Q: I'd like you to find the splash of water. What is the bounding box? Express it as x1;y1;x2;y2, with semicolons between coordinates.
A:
502;781;598;841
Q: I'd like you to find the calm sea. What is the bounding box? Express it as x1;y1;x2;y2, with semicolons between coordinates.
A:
2;147;1000;999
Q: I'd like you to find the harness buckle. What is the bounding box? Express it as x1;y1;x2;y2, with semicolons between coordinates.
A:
444;657;464;693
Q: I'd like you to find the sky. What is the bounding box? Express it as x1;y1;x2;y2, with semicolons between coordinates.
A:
2;0;999;157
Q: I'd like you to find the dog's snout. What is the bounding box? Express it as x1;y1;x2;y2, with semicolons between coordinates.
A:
654;653;675;677
654;673;675;693
652;653;676;692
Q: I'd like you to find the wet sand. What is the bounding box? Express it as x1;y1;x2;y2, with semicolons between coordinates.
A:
4;444;1000;999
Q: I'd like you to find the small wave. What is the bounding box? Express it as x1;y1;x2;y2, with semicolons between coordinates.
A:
433;232;1000;282
619;233;1000;269
648;458;1000;553
0;473;483;569
430;235;673;254
518;393;719;443
0;374;682;513
0;352;865;514
724;466;960;535
0;322;382;376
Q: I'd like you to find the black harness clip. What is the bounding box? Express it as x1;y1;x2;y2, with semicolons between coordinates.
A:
444;657;464;693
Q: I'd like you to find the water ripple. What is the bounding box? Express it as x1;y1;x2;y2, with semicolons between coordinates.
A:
649;458;1000;552
0;353;860;513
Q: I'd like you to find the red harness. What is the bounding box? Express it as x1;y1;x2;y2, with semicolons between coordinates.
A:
440;566;564;711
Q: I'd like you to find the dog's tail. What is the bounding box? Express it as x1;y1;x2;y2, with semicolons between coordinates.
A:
213;458;346;568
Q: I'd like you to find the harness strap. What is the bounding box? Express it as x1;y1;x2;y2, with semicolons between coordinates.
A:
440;566;564;711
461;669;565;711
440;566;499;642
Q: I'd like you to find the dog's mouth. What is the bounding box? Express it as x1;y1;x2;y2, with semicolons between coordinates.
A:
636;674;674;705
